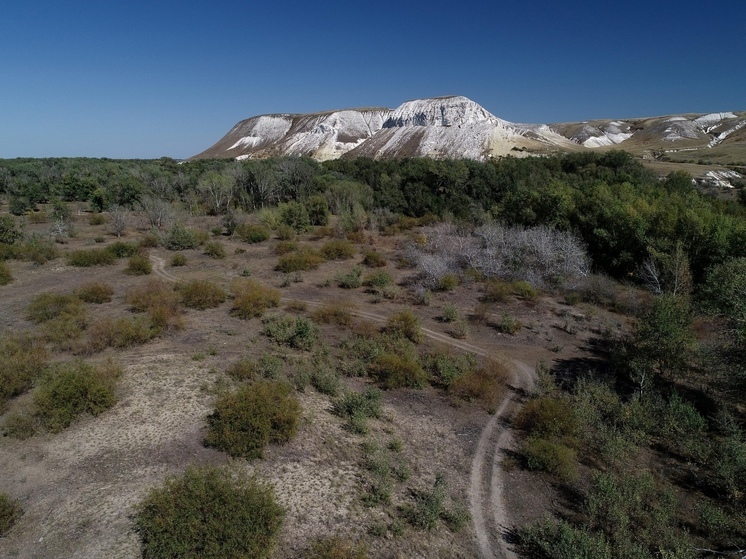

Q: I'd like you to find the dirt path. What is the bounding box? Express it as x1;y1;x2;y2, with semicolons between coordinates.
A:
150;255;532;558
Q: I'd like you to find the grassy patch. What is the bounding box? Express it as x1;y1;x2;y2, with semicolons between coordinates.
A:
362;250;387;267
26;292;83;323
230;279;280;319
134;466;283;559
34;360;121;433
306;536;369;559
332;388;383;434
205;380;301;459
169;253;187;266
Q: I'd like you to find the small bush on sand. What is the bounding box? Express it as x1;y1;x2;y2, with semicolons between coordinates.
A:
164;223;197;250
423;350;476;388
262;313;319;350
134;466;284;559
483;279;512;303
75;282;114;303
332;388;383;434
0;334;47;409
275;248;324;273
2;412;38;440
362;250;387;268
234;223;270;243
170;253;187;266
125;253;152;275
0;493;23;536
273;240;297;255
26;292;83;323
226;357;260;382
83;316;154;353
67;248;116;267
179;280;227;310
0;261;12;285
337;266;363;289
364;270;393;289
203;241;226;259
312;301;355;327
522;437;578;482
369;353;427;389
306;536;369;559
449;357;509;413
34;360;121;433
230;279;280;319
321;239;355;260
205;380;300;459
383;310;424;344
105;241;139;258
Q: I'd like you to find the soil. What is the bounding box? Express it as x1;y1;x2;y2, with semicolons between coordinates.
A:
0;213;621;558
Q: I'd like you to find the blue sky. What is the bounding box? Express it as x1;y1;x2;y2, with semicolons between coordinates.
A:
1;0;744;159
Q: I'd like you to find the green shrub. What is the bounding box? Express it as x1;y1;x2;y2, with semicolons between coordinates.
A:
20;236;58;264
275;224;295;240
311;301;355;327
0;261;12;285
518;519;612;559
337;267;363;289
306;536;369;559
279;201;310;233
2;412;38;440
437;273;459;291
274;240;297;255
203;241;226;259
484;279;512;302
364;270;393;289
67;248;116;267
230;279;280;319
384;310;424;344
362;250;387;267
369;353;427;389
306;195;330;226
138;233;160;248
515;397;578;439
164;223;197;250
0;493;22;536
170;253;187;267
513;280;538;301
449;318;469;339
26;292;83;323
311;368;341;396
493;312;522;334
105;241;139;258
262;313;319;350
401;475;447;530
441;304;458;322
226;357;259;382
0;334;47;408
522;437;578;482
178;279;227;310
449;357;509;412
0;214;23;245
89;213;108;225
75;281;113;303
423;350;476;388
125;253;152;275
83;316;155;353
34;360;121;433
321;239;355;260
234;223;270;243
205;380;300;459
275;248;324;273
134;466;284;559
332;388;383;434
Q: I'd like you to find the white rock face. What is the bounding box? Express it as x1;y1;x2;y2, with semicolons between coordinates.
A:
383;96;503;128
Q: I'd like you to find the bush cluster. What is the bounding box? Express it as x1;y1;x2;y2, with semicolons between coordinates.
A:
449;357;509;413
205;380;300;459
261;313;319;350
383;310;424;344
67;248;117;267
275;248;324;273
178;279;227;310
125;253;152;275
332;388;383;434
134;466;284;559
369;353;427;389
321;239;355;260
75;282;114;303
234;223;270;243
311;301;355;327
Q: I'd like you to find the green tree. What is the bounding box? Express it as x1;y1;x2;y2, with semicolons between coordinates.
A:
0;215;22;245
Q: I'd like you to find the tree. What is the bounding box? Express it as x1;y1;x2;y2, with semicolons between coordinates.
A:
0;215;22;245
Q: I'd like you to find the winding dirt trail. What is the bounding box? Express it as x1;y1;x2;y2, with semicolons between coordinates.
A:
149;254;533;558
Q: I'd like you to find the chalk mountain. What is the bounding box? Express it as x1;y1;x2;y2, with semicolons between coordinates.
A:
191;96;746;182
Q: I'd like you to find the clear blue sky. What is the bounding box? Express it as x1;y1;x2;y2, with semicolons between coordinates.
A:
2;0;744;159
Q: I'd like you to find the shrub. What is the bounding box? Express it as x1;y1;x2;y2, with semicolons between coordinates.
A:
362;250;387;267
126;279;179;313
203;241;226;259
512;280;538;301
311;368;341;396
67;248;116;267
522;437;578;482
437;273;459;291
0;493;22;536
170;253;187;267
205;380;301;459
518;519;612;559
484;279;512;303
441;304;458;322
83;316;154;353
279;201;310;233
332;388;383;434
449;357;509;412
138;233;160;248
364;270;393;289
262;313;319;350
423;350;476;388
230;279;280;319
449;318;469;339
275;248;323;273
321;239;355;260
34;360;121;433
179;279;227;310
2;412;38;440
401;475;447;530
369;353;427;389
134;466;284;559
312;301;355;327
0;261;12;285
337;267;363;289
105;241;139;258
0;334;47;408
164;223;197;250
515;397;578;439
274;240;297;255
26;292;83;323
75;282;114;303
20;236;58;264
306;536;369;559
125;253;152;275
493;312;522;334
306;195;330;226
234;223;270;243
226;357;259;382
384;310;424;344
275;224;295;240
0;214;23;245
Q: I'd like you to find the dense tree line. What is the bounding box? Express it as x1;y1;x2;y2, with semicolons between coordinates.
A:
2;152;745;284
